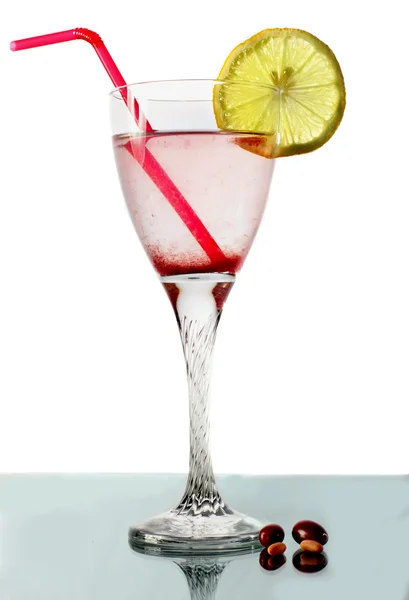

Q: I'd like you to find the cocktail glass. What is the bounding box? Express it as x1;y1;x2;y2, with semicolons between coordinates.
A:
110;79;277;554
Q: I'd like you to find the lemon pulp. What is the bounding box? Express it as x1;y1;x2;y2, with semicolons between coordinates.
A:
213;28;346;157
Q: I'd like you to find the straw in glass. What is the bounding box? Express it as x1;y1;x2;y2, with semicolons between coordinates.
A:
10;28;226;265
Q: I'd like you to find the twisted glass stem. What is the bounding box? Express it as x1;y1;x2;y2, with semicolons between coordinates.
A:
162;274;235;517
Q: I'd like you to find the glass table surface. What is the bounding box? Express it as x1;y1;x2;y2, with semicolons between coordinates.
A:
0;474;408;599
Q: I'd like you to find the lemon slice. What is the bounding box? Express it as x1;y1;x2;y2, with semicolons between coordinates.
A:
213;28;346;157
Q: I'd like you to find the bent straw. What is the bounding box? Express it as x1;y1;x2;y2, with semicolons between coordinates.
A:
10;28;226;264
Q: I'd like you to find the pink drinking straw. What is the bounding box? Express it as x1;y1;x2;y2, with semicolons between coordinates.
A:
10;28;226;265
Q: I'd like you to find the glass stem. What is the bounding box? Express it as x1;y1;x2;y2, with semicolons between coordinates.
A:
162;274;235;517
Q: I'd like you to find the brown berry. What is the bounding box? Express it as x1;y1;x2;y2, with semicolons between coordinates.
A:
292;520;328;545
267;542;286;556
259;524;285;547
300;540;323;553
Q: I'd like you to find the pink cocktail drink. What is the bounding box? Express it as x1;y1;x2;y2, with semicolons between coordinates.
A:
113;131;274;277
10;29;280;552
10;24;344;554
112;80;278;552
110;79;277;549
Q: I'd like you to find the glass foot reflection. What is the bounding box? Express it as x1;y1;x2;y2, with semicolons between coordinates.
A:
130;545;257;600
177;556;227;600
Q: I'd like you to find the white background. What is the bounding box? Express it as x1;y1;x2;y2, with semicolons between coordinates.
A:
0;0;408;474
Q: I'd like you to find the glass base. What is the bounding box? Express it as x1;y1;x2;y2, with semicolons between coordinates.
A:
129;509;263;555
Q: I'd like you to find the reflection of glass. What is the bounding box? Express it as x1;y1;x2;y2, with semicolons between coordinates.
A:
131;546;255;600
176;557;227;600
110;80;276;553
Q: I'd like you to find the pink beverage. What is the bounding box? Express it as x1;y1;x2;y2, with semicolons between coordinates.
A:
113;132;275;277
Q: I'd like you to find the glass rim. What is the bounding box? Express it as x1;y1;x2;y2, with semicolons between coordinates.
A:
109;78;276;98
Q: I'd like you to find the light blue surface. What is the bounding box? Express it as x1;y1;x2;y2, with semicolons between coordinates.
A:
0;475;408;598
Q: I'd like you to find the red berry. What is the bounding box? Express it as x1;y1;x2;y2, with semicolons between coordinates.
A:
259;524;285;547
292;520;328;545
